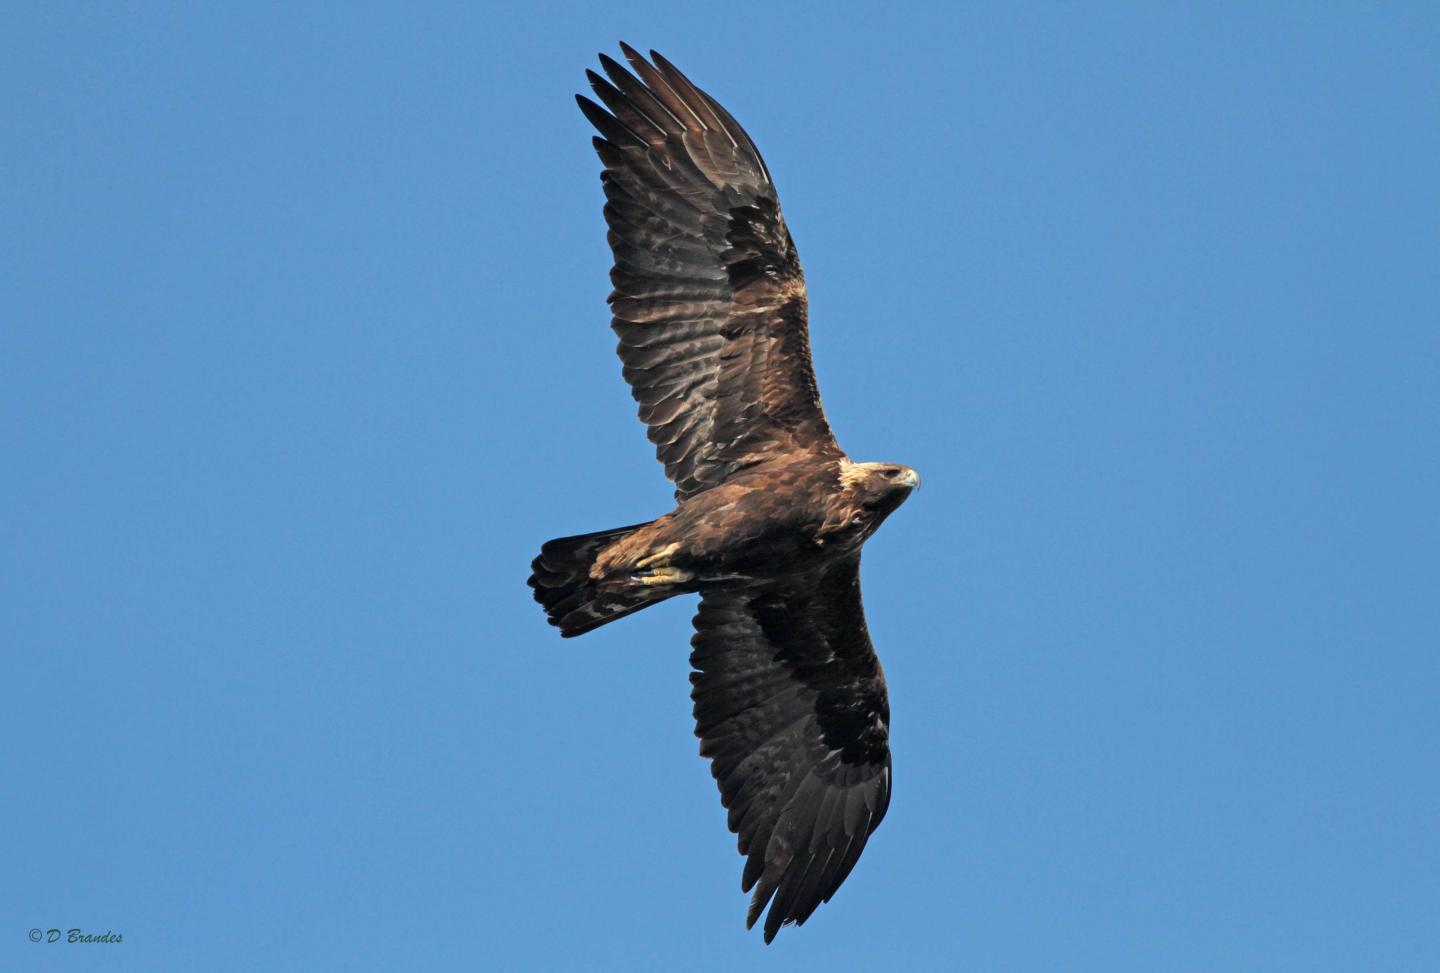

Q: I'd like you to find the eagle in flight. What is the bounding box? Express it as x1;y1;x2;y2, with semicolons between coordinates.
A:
528;44;920;942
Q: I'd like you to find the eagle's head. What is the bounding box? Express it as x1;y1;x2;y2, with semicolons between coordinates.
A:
839;460;921;520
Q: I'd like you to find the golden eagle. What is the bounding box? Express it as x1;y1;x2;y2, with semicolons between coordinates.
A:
528;44;920;942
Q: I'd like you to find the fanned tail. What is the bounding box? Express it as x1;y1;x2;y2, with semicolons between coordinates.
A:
528;523;675;637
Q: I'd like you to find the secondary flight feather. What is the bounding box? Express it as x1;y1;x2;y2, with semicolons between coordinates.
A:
529;43;920;942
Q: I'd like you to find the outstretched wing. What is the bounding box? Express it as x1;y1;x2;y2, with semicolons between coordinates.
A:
578;45;842;500
690;557;892;942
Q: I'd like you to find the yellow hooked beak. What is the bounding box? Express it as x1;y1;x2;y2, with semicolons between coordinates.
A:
898;468;921;490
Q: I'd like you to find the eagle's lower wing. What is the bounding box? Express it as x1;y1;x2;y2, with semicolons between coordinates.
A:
690;557;892;942
578;46;842;500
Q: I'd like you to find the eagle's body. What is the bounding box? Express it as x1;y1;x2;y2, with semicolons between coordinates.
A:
528;45;921;943
593;457;915;591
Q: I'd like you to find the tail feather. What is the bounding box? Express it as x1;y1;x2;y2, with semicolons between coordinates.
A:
528;522;674;637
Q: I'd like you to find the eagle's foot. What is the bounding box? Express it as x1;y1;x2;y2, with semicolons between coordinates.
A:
634;543;681;570
632;545;690;585
635;566;692;586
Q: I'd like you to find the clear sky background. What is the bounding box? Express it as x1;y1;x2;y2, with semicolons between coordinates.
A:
4;3;1438;971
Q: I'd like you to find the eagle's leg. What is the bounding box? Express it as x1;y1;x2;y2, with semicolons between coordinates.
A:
637;566;691;585
633;543;693;585
635;543;681;569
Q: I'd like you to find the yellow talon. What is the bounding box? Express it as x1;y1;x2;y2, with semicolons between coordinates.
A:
637;566;692;586
632;545;690;585
635;542;681;569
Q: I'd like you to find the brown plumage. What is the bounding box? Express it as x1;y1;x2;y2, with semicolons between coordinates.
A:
528;44;921;943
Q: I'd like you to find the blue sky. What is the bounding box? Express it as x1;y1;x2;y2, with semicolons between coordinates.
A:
4;3;1438;970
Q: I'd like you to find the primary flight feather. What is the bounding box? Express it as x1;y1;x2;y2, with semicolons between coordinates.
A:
528;43;920;943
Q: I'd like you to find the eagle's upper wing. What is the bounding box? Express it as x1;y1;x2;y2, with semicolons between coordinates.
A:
578;46;842;500
690;556;892;942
